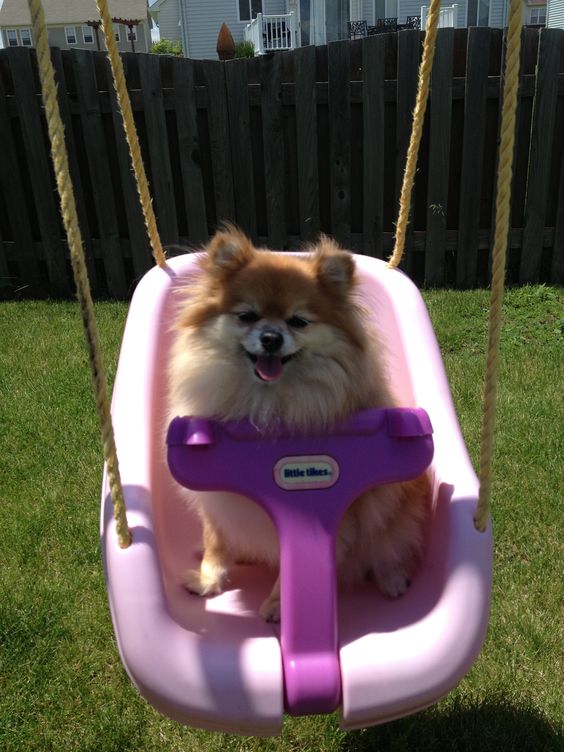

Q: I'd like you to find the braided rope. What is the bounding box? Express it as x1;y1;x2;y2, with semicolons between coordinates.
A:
387;0;442;270
475;0;522;531
28;0;131;548
95;0;166;268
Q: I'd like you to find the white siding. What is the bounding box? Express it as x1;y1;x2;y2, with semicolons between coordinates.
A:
488;0;507;26
264;0;287;13
401;0;426;22
547;0;564;26
183;0;286;59
158;0;181;42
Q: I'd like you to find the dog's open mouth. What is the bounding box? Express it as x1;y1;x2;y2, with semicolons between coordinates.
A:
245;351;297;382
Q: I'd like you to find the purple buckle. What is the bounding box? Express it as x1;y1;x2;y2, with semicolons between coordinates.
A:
167;408;433;714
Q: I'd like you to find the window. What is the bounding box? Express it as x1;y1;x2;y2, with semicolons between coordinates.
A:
82;25;94;43
7;29;18;46
467;0;490;25
238;0;263;22
127;27;137;42
65;26;77;44
529;6;546;24
114;26;121;42
374;0;398;20
20;28;32;46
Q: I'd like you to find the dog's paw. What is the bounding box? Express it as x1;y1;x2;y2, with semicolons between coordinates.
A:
182;566;227;597
375;568;411;599
259;594;281;623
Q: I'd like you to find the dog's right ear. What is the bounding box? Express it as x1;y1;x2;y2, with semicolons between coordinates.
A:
204;227;254;279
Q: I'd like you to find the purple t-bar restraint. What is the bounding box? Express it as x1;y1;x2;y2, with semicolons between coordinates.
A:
166;407;434;716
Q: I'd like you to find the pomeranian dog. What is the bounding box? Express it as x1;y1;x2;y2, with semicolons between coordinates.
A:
168;226;429;621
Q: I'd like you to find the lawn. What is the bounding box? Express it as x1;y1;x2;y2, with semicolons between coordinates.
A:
0;287;562;752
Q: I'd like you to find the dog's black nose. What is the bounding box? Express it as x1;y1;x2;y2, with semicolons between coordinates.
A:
260;330;284;353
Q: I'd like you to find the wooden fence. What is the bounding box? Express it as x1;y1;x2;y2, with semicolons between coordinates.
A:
0;27;563;298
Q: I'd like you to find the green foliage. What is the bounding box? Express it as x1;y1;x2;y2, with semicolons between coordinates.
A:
151;38;183;56
234;40;255;58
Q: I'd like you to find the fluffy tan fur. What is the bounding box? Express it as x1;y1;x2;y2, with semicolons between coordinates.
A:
168;227;429;621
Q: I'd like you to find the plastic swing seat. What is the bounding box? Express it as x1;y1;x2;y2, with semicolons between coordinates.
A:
101;252;493;736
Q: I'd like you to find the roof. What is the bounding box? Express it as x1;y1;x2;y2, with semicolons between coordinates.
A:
0;1;149;26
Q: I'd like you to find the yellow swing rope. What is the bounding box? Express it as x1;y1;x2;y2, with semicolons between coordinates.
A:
388;0;522;531
475;0;522;531
27;0;133;547
387;0;442;271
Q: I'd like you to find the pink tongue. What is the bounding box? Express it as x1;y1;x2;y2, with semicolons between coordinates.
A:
255;355;284;382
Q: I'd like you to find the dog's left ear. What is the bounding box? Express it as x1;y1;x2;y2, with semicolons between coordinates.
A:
314;237;355;296
205;226;255;279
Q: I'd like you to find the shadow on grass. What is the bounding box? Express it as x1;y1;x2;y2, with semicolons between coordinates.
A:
340;700;562;752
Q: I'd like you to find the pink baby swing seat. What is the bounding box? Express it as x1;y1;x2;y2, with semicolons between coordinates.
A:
101;251;493;736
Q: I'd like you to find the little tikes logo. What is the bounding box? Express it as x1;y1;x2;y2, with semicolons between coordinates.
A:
274;455;339;491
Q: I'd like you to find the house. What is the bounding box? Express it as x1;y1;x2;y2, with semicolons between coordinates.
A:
149;0;182;43
0;0;153;53
149;0;550;61
546;0;564;25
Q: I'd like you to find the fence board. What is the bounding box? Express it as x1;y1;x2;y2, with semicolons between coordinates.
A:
196;60;235;227
328;40;351;247
456;27;491;287
173;56;208;246
0;52;42;296
137;53;179;247
224;59;257;240
553;152;564;283
362;35;386;258
104;55;152;280
396;30;421;274
294;45;320;241
51;47;98;295
0;222;10;295
72;49;127;297
521;29;561;282
261;53;287;248
9;47;70;296
426;29;454;286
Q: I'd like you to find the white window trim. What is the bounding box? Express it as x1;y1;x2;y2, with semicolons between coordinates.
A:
126;26;138;42
82;25;94;44
7;29;18;46
20;28;33;46
114;26;121;42
529;6;546;23
65;26;78;44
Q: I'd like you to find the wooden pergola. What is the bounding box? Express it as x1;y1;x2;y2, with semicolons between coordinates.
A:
85;18;141;52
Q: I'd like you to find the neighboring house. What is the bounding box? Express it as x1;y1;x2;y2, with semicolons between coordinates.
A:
149;0;550;61
0;0;153;53
149;0;181;42
546;0;564;25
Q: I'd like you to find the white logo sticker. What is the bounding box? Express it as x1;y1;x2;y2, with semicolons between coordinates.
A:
273;455;340;491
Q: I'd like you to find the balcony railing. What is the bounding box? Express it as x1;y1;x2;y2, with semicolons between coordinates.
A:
420;3;458;28
244;12;296;54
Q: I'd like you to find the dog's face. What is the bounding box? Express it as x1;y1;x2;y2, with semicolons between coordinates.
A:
170;227;385;428
178;228;366;388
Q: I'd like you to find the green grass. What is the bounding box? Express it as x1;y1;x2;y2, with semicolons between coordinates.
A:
0;288;562;752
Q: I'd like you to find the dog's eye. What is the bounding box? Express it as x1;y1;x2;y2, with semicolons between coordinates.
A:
287;315;310;329
237;310;260;324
